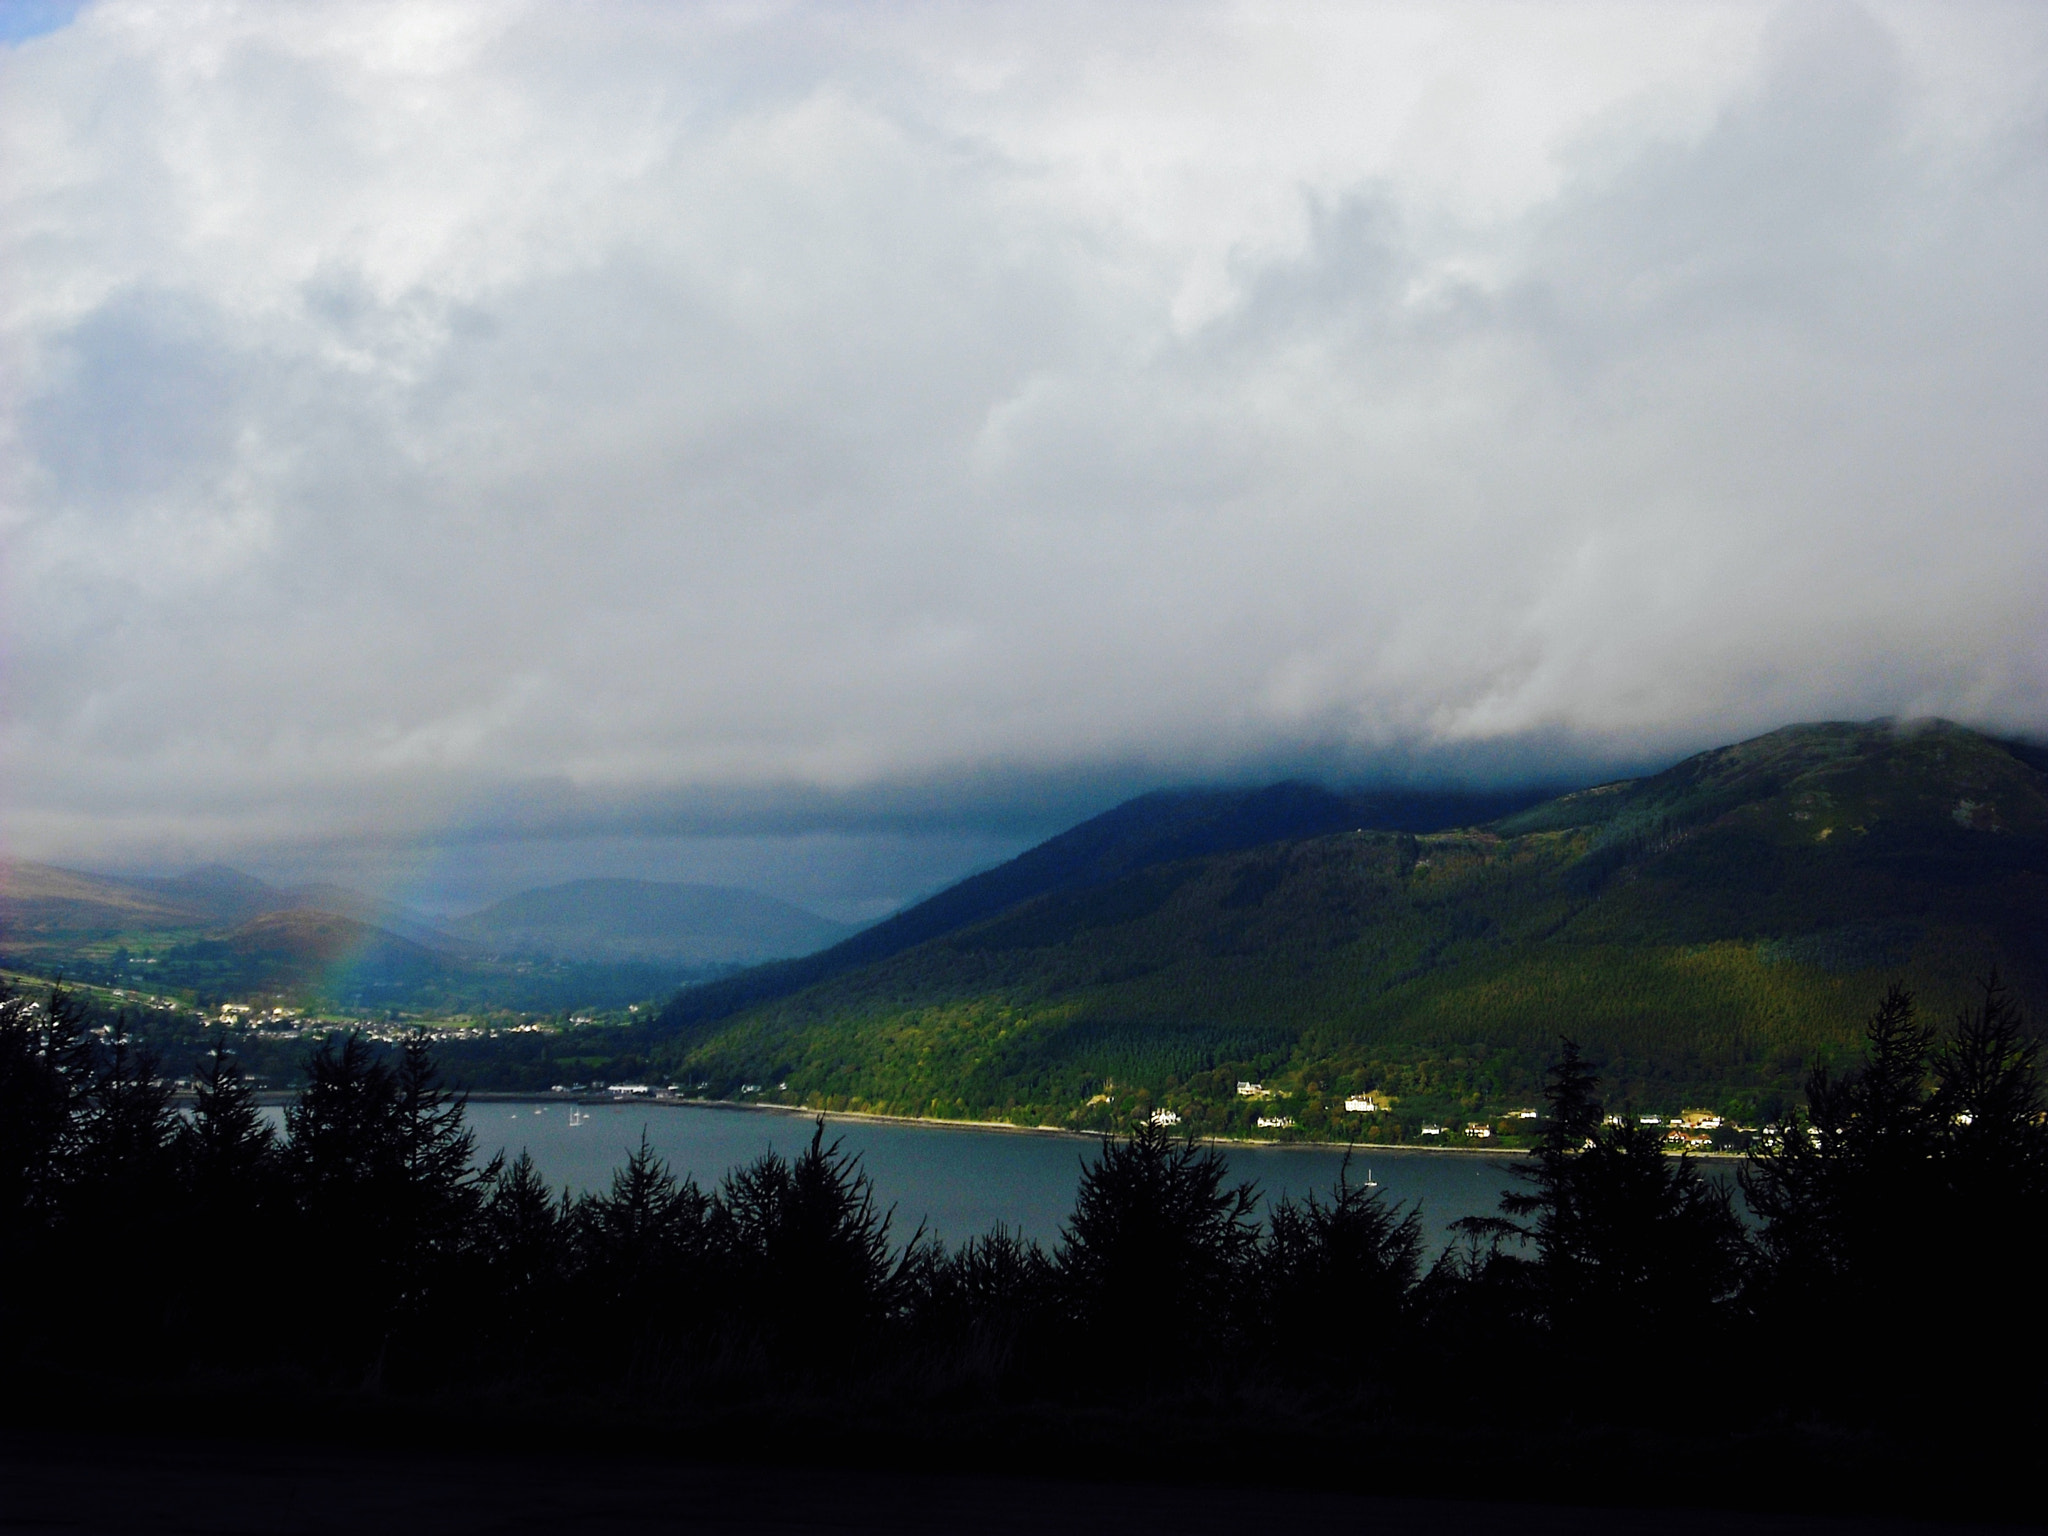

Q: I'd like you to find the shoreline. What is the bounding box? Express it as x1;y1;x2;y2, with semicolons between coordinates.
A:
248;1089;1746;1160
467;1091;1547;1158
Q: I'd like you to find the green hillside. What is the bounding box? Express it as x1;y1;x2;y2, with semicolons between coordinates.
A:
657;721;2048;1138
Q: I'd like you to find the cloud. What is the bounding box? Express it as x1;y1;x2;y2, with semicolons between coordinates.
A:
3;0;2045;880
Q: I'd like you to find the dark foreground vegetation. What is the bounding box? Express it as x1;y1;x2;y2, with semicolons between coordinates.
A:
2;977;2043;1523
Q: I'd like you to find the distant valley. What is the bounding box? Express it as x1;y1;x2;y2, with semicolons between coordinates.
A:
0;863;856;1013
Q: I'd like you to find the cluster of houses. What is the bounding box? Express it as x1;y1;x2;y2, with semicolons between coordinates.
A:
211;1002;302;1028
1407;1107;1738;1148
540;1081;781;1104
1111;1079;1745;1149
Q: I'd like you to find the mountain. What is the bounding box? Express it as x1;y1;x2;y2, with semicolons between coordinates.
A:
0;861;456;956
139;865;294;926
446;879;854;965
656;783;1549;1032
274;883;475;953
652;721;2048;1135
0;859;213;943
201;909;454;997
0;864;710;1013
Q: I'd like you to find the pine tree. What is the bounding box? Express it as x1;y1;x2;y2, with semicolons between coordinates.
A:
1260;1154;1422;1379
1054;1120;1261;1377
712;1120;899;1369
0;984;95;1236
181;1034;276;1207
1484;1038;1746;1372
480;1151;573;1364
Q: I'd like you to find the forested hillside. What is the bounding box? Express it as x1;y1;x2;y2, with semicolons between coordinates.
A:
654;721;2048;1135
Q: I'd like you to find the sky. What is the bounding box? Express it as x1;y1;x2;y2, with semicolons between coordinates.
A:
3;1;2045;919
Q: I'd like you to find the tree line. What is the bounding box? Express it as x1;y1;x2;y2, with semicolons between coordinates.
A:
0;976;2041;1434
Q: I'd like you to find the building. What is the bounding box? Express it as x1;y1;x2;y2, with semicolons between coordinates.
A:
1344;1095;1379;1113
1150;1108;1181;1126
1256;1116;1296;1129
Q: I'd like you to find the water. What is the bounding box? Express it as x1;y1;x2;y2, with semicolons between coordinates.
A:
460;1099;1529;1248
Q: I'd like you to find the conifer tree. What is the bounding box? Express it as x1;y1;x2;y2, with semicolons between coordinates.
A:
713;1120;898;1367
181;1034;276;1206
1055;1121;1260;1374
0;985;95;1236
1481;1039;1746;1369
480;1150;573;1363
1260;1155;1422;1378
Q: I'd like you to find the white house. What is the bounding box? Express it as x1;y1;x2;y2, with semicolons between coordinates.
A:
1344;1095;1379;1113
1150;1108;1181;1126
1256;1115;1296;1129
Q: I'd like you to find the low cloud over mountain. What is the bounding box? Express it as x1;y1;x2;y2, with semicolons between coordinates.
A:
4;3;2044;900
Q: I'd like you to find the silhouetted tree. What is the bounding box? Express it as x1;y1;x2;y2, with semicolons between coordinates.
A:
1744;983;1939;1391
0;985;95;1241
1260;1155;1422;1380
68;1014;181;1250
1473;1039;1748;1375
181;1035;276;1207
574;1132;710;1376
389;1031;491;1333
283;1032;400;1197
1750;977;2048;1413
899;1223;1055;1394
484;1150;570;1286
279;1030;489;1371
712;1120;900;1371
1927;973;2048;1399
1054;1121;1260;1379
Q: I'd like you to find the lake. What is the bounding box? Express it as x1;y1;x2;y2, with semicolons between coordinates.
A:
460;1099;1529;1249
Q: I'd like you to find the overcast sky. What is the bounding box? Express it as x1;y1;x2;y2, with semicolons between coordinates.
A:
3;1;2045;916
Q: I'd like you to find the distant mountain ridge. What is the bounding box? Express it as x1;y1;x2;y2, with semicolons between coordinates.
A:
446;878;854;965
0;861;850;1008
0;861;457;951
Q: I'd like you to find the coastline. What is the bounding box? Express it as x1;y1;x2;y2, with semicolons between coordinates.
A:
463;1091;1541;1157
256;1088;1747;1158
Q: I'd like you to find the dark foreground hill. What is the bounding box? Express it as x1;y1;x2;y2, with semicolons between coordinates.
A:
446;878;852;965
653;720;2048;1134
